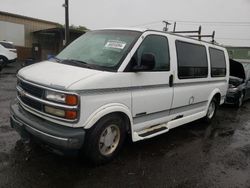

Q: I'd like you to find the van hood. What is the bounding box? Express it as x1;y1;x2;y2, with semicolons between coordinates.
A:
18;61;102;90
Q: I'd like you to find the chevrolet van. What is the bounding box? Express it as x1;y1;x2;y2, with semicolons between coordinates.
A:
10;28;229;164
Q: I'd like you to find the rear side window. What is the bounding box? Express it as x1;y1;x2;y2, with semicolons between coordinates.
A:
0;42;15;49
176;41;208;79
209;48;226;77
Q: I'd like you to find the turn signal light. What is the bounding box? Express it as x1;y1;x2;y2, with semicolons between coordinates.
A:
66;95;78;105
65;110;77;119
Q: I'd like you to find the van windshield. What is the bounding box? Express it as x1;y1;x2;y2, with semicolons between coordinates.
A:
56;30;141;71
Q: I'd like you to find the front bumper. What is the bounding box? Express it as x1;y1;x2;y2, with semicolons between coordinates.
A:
10;99;85;153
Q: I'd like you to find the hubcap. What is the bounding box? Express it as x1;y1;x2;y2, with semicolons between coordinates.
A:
99;124;120;156
207;101;216;119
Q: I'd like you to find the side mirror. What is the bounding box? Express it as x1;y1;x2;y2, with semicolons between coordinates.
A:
132;53;155;72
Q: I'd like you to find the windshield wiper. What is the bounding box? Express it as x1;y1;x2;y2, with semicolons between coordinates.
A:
61;59;95;69
59;59;116;72
49;57;62;62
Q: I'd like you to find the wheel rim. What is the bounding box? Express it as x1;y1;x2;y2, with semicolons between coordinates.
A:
207;101;216;119
99;124;120;156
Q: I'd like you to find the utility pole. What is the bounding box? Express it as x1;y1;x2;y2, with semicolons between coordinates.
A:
63;0;70;46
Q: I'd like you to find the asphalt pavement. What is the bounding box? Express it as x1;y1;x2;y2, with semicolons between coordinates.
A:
1;62;250;188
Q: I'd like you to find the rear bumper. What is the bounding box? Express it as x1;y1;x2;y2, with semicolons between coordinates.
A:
10;99;85;152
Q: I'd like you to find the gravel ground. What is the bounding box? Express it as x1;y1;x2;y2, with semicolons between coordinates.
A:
1;62;250;188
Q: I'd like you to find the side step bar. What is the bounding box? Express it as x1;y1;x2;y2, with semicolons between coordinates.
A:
137;124;169;138
139;127;167;137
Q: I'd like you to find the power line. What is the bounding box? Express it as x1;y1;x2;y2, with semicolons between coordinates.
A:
168;19;250;25
130;20;162;27
130;20;250;28
176;23;250;27
216;37;250;41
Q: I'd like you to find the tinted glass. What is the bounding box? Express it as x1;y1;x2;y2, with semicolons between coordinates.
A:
0;42;15;49
209;48;226;77
176;41;208;79
133;35;170;71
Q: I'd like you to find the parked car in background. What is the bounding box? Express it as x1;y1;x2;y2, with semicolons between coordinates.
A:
0;41;17;67
225;59;250;107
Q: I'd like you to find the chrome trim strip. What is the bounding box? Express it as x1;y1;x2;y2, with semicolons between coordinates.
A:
133;100;208;124
11;115;68;141
78;84;170;94
17;96;78;123
78;80;226;94
17;86;78;110
17;75;79;95
174;79;227;86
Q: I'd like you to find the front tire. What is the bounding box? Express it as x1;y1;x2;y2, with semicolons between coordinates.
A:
0;57;5;71
83;114;126;165
0;56;8;68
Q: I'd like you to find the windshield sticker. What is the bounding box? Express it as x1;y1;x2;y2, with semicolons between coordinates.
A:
104;40;127;50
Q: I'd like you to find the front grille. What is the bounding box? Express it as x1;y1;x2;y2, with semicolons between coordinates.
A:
16;77;79;122
19;95;43;111
17;79;44;112
19;80;44;98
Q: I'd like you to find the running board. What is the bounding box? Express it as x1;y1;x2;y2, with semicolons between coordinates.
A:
132;111;207;142
137;124;169;138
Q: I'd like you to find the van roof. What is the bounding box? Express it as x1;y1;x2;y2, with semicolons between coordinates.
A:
99;27;224;48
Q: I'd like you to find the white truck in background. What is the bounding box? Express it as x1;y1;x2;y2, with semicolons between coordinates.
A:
0;41;17;67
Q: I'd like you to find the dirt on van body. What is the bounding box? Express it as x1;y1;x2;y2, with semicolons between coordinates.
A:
1;63;250;188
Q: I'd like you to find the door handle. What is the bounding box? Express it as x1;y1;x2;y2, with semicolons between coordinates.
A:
169;74;174;87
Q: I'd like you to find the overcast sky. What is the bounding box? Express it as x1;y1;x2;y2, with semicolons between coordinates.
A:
1;0;250;46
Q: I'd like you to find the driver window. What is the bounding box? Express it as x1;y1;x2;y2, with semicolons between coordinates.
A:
129;35;170;71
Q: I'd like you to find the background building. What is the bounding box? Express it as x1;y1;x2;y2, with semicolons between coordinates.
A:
0;11;85;61
227;46;250;63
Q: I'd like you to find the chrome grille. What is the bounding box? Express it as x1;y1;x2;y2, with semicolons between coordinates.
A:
16;77;79;122
19;80;44;98
19;95;43;111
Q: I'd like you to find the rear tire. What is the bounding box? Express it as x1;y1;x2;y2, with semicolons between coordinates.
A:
203;97;218;124
83;114;126;165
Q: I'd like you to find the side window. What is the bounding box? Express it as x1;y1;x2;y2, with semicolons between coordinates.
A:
132;35;170;71
209;48;226;77
176;41;208;79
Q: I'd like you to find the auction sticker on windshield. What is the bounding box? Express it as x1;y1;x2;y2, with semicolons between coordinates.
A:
104;40;127;50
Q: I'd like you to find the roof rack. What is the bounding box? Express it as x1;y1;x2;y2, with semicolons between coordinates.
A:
170;22;216;43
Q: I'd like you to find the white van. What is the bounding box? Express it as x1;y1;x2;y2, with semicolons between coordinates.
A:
10;28;229;164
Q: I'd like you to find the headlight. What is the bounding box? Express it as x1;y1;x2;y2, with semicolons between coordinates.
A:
45;90;78;106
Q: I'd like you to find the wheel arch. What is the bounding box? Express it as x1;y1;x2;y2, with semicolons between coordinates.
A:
83;103;133;134
0;55;8;61
207;89;222;109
